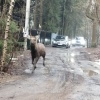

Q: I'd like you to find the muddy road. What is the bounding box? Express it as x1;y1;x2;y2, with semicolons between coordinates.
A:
0;46;100;100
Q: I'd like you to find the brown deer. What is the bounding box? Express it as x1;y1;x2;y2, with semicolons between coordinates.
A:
29;35;46;73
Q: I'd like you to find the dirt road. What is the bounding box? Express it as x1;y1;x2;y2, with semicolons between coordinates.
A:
0;47;100;100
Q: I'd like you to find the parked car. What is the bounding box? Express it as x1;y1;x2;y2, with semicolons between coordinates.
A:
52;35;70;48
72;37;86;47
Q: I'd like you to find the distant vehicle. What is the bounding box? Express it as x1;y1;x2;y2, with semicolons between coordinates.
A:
72;37;86;47
68;39;72;45
52;35;70;48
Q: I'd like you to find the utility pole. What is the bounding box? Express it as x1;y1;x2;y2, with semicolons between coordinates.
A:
23;0;31;50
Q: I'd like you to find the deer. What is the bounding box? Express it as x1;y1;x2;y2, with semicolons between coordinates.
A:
27;34;46;73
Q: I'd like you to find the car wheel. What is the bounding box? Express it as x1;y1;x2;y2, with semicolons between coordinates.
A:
52;45;57;47
52;45;54;47
66;45;68;48
68;45;70;48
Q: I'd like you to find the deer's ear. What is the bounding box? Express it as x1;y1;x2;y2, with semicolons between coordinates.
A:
37;31;40;35
30;32;32;36
35;35;40;40
27;35;30;39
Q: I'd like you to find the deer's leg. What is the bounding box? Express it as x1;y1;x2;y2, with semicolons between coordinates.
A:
43;55;45;66
31;52;34;64
32;57;39;71
32;59;34;64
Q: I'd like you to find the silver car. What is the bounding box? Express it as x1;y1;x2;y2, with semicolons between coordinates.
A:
52;35;70;48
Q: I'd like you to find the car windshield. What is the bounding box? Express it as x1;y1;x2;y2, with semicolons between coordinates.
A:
56;36;65;40
76;37;84;40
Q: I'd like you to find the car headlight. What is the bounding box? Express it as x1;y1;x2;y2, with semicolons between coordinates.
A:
52;40;56;43
81;40;85;45
45;38;48;42
72;40;76;44
62;40;66;44
65;41;68;44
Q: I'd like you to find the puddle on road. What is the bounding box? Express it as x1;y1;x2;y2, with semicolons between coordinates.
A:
68;51;100;77
82;69;99;76
66;52;80;63
95;59;100;65
71;53;75;57
70;58;75;63
65;50;100;77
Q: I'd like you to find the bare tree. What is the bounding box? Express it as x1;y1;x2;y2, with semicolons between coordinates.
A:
86;0;100;47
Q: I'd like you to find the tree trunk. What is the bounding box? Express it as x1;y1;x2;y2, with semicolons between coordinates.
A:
62;0;65;35
34;0;38;29
1;0;15;71
86;0;100;47
92;19;98;47
1;0;7;18
39;0;44;30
